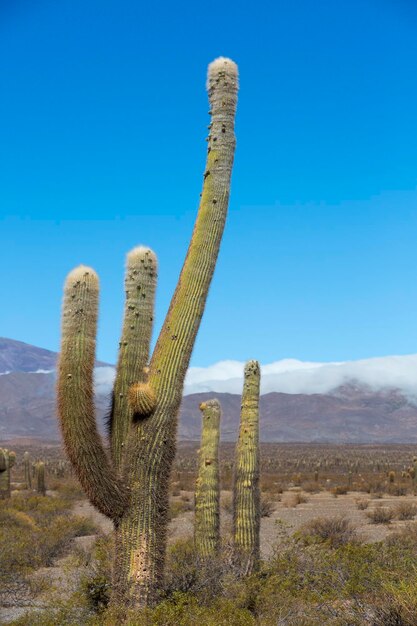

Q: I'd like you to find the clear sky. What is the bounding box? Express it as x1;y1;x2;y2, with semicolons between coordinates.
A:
1;0;417;366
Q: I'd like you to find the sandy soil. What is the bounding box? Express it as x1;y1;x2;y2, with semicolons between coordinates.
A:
74;489;417;557
2;489;416;624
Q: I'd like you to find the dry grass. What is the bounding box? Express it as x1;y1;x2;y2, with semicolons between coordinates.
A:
296;516;358;547
366;505;394;525
283;491;308;508
394;501;417;521
355;498;370;510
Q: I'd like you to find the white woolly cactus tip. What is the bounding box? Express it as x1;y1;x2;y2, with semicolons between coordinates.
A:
206;57;238;90
66;265;98;284
127;246;157;265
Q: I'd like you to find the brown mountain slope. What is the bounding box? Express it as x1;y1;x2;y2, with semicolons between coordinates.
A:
0;337;108;374
0;338;57;373
1;370;417;443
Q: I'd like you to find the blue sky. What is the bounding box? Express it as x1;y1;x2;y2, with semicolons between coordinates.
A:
1;0;417;366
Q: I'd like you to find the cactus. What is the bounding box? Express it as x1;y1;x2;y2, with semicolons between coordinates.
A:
0;449;16;499
233;360;261;574
24;451;32;489
194;399;221;557
36;461;46;496
57;57;238;607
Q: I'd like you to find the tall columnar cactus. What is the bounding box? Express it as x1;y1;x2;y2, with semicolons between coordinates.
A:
24;451;32;489
194;399;221;557
36;461;46;496
57;57;238;607
233;360;261;574
0;449;16;499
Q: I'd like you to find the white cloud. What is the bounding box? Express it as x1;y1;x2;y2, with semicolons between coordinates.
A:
184;354;417;400
64;355;417;402
94;366;116;396
0;369;54;376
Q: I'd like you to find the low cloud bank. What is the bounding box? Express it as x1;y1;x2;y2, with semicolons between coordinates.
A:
92;354;417;401
184;355;417;399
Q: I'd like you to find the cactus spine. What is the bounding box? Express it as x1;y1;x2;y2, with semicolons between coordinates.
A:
57;58;238;608
194;399;221;557
233;360;261;574
0;449;16;499
36;461;46;496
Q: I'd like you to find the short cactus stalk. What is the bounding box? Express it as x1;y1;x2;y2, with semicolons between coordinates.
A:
233;360;261;574
24;451;32;489
0;449;16;499
57;57;238;608
36;461;46;496
194;399;221;557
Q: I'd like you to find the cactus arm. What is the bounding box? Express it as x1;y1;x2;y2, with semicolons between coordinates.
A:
233;360;261;574
110;247;157;467
57;266;128;520
113;58;239;607
149;57;238;404
194;399;221;557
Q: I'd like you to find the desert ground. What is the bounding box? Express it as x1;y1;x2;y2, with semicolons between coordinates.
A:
2;442;417;624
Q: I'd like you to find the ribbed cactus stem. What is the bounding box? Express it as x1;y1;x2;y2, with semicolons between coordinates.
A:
194;399;221;557
149;57;238;397
24;451;32;489
57;266;128;520
111;247;157;467
36;461;46;496
233;360;261;574
57;58;238;609
114;57;238;607
0;449;16;499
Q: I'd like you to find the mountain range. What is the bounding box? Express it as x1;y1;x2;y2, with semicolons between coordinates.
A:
1;337;417;443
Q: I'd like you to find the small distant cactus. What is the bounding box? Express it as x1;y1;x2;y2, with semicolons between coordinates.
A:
36;461;46;496
194;399;221;557
233;360;261;574
24;451;32;489
0;449;16;498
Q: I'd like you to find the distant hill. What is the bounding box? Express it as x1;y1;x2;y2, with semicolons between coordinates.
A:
1;338;417;443
0;338;57;373
0;337;108;373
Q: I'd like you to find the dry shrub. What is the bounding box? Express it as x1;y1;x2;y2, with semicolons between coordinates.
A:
386;521;417;548
356;498;370;510
302;481;320;494
394;501;417;521
48;477;85;500
330;485;348;497
221;494;233;514
260;494;276;518
283;492;307;508
169;499;193;520
261;474;285;494
366;505;394;525
387;484;408;497
296;516;357;548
